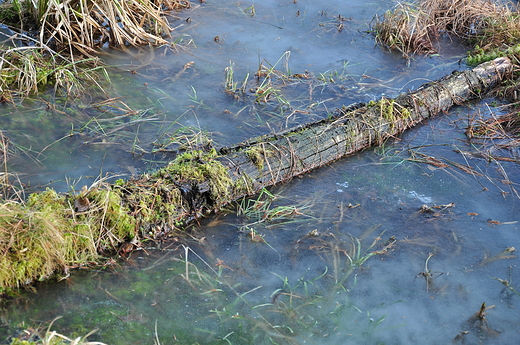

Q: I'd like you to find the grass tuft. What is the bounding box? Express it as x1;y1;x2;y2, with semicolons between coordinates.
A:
371;0;520;62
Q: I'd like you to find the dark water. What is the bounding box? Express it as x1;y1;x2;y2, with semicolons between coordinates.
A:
1;1;520;344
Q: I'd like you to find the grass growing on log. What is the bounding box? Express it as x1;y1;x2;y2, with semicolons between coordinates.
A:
368;97;411;122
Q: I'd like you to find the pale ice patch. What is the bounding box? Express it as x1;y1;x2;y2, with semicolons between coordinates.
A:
336;181;349;193
408;190;432;203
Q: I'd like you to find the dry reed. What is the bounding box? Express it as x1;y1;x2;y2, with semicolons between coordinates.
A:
372;0;520;57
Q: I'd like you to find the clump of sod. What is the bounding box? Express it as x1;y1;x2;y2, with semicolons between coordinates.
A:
0;43;104;100
371;1;437;58
0;147;241;291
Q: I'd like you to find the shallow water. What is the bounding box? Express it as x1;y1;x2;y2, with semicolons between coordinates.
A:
1;0;520;344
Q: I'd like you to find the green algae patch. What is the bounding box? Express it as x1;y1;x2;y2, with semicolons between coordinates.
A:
0;186;138;291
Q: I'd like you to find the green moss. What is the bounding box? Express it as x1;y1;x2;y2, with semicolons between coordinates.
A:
244;146;271;171
467;43;520;66
88;188;136;241
234;173;255;195
160;149;234;205
0;185;141;291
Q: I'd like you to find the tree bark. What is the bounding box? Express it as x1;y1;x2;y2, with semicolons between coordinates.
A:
123;57;512;234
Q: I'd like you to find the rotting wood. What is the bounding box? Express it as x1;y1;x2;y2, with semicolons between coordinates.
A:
0;57;512;290
121;57;512;237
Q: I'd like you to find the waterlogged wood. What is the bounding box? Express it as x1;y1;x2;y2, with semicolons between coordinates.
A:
127;57;512;233
215;57;512;192
0;58;512;290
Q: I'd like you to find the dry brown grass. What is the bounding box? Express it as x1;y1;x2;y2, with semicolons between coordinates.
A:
40;0;176;56
0;0;193;98
423;0;520;48
371;2;437;58
372;0;520;58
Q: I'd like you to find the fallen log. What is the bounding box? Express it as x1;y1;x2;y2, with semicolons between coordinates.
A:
121;57;512;235
0;57;512;290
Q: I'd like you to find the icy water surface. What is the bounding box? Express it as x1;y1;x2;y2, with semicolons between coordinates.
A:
2;0;465;192
1;0;520;344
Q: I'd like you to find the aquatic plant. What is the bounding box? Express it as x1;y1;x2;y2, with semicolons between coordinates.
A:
6;317;106;345
152;125;214;153
222;52;294;108
169;230;396;344
224;62;249;97
237;187;313;230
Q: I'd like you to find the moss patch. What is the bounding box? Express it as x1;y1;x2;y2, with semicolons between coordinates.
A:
467;44;520;66
0;185;138;291
160;149;233;204
244;145;273;171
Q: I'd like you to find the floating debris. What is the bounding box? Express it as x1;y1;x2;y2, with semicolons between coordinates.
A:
480;247;516;266
415;252;444;293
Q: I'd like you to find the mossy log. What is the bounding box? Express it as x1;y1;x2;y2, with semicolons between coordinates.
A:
0;57;512;290
121;57;512;235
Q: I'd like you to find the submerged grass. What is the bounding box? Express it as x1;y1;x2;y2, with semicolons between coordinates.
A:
5;317;106;344
171;227;396;344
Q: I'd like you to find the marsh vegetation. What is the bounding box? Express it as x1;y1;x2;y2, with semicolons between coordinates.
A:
0;0;519;344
